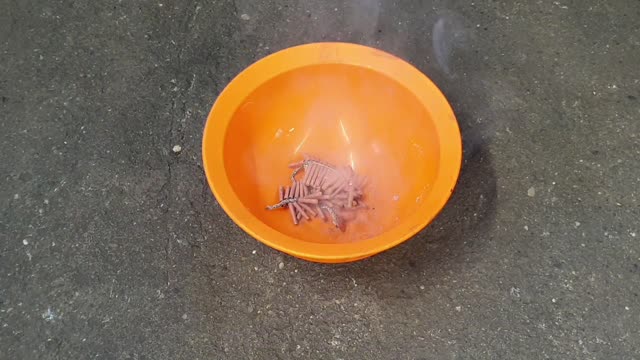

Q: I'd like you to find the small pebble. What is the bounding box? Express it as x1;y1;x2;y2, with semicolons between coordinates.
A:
575;221;581;228
172;145;182;153
252;250;257;254
182;313;188;320
527;187;536;197
455;306;462;312
524;225;529;231
14;194;20;200
419;285;425;290
240;13;250;20
278;262;284;270
552;298;557;303
22;239;29;245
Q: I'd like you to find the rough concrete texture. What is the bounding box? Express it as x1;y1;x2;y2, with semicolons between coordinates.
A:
1;0;639;359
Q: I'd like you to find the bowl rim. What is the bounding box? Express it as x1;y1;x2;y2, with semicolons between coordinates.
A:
202;42;462;263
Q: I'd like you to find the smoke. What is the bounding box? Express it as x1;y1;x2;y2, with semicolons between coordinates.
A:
230;1;505;241
432;13;473;77
345;0;382;40
421;10;497;159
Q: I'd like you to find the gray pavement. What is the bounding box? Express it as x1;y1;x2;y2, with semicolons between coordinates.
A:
1;0;639;359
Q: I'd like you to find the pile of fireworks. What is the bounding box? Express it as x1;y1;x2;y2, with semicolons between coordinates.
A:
266;156;368;231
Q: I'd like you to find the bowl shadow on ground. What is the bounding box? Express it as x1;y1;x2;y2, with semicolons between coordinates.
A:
293;107;498;293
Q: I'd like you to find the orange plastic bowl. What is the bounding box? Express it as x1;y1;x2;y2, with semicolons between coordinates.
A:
202;42;461;263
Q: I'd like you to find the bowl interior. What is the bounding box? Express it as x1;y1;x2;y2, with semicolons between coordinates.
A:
223;63;441;244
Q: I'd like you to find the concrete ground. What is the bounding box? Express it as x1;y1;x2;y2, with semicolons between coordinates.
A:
1;0;639;359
